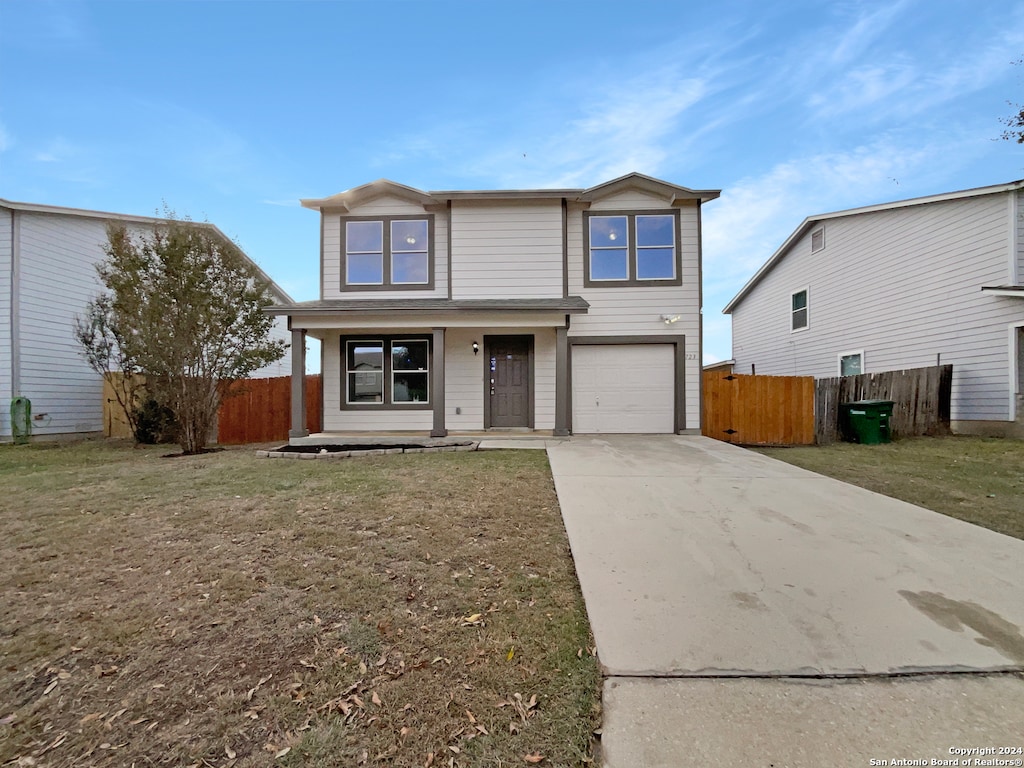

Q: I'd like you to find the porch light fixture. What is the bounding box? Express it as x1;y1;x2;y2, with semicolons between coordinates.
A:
661;313;681;324
472;341;479;355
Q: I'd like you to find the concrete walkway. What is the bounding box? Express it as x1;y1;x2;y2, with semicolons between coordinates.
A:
547;435;1024;766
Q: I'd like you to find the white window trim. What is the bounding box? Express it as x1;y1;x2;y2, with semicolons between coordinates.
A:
790;287;809;333
838;349;865;377
811;226;825;253
1009;320;1024;422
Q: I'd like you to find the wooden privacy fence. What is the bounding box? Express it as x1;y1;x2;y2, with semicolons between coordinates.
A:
217;374;322;444
702;371;816;446
815;364;952;444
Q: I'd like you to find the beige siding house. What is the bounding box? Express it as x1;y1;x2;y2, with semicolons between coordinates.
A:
724;180;1024;437
0;200;293;442
272;173;719;438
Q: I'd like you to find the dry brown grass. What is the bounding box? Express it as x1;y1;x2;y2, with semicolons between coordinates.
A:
0;441;599;767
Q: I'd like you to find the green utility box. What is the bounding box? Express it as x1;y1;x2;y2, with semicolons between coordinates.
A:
840;400;894;445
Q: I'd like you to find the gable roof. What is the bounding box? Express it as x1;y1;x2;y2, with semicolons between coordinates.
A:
0;198;294;304
722;179;1024;314
300;172;721;210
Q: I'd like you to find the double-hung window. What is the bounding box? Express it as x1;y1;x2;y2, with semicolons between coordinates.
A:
584;210;681;286
791;289;808;331
344;337;430;407
342;215;433;290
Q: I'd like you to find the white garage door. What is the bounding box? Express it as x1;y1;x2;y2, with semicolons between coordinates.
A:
572;344;675;434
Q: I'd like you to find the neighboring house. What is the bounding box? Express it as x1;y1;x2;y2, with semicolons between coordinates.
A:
723;180;1024;437
270;173;719;437
0;199;293;442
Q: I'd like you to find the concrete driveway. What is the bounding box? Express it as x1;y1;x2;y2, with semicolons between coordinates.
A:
547;435;1024;766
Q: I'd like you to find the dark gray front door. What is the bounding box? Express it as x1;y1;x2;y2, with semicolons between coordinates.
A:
487;335;531;428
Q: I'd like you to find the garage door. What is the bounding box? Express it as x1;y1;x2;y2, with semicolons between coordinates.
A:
572;344;675;433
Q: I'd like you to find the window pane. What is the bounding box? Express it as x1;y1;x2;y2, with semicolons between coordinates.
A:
792;308;808;330
348;371;383;402
392;220;428;252
346;221;383;252
348;342;383;371
589;216;627;248
347;252;383;284
792;291;807;311
392;251;429;284
590;248;628;280
393;372;429;403
392;340;428;371
840;354;862;376
636;215;674;247
637;247;675;279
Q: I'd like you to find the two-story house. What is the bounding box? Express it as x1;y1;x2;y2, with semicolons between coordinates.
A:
723;180;1024;437
271;173;719;438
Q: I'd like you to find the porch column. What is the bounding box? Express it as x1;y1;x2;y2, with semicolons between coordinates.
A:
554;325;570;436
431;327;447;437
289;328;309;438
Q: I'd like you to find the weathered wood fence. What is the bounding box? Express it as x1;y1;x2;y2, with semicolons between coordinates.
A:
814;364;952;444
702;364;953;446
702;371;816;445
217;374;322;444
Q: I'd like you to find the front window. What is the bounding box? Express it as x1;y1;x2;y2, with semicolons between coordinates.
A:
791;289;808;331
343;215;433;290
345;337;430;406
585;211;680;286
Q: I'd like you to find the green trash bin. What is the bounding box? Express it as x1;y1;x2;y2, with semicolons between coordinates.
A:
840;400;894;444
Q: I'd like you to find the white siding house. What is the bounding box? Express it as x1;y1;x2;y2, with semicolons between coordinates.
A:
723;180;1024;437
0;200;293;442
272;173;719;438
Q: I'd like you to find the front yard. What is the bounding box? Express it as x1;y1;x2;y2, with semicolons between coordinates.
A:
0;442;600;767
755;436;1024;540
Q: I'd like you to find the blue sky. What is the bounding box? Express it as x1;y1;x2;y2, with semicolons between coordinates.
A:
2;0;1022;364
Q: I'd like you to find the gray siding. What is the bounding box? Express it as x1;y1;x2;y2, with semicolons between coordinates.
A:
17;213;109;435
0;209;11;437
322;197;449;300
731;193;1022;422
450;201;563;299
568;191;703;428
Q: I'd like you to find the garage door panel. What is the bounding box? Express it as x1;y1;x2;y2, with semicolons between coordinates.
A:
572;344;674;434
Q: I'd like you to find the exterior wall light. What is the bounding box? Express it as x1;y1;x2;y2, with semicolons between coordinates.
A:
661;314;681;324
472;341;479;355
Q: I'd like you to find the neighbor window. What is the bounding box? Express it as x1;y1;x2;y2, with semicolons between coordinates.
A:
584;211;680;286
791;289;808;331
344;337;430;407
811;226;825;253
839;351;863;376
343;215;433;290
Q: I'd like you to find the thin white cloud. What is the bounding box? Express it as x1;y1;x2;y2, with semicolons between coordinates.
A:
828;0;911;66
33;137;76;163
262;199;301;207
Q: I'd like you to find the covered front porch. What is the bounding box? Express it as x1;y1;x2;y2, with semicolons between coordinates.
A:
272;298;589;443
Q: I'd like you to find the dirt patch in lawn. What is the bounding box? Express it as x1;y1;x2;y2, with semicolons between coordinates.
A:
0;441;599;767
755;436;1024;540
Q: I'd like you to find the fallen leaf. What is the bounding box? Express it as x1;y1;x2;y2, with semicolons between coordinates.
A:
275;747;291;758
225;745;236;759
371;691;382;706
43;678;59;695
448;745;461;754
465;709;476;724
424;753;435;767
400;726;412;738
524;754;545;764
507;646;515;661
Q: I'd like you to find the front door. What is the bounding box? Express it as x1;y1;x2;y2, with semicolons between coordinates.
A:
486;335;532;428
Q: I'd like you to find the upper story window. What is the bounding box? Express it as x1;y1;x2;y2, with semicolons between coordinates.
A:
791;288;808;331
584;210;681;287
342;215;434;291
